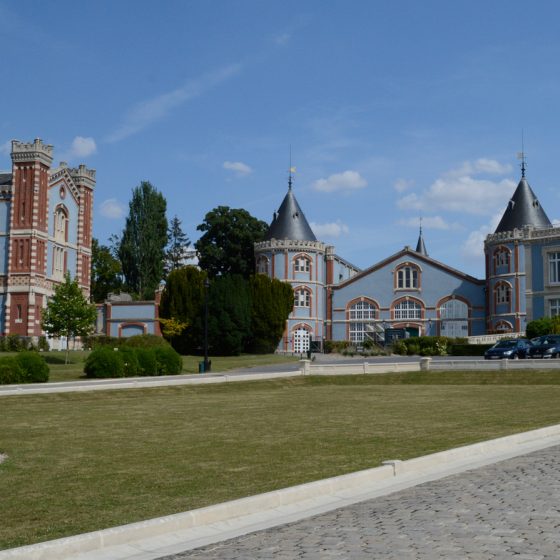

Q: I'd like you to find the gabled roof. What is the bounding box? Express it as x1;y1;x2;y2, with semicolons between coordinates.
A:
494;176;551;233
332;246;484;289
265;186;317;241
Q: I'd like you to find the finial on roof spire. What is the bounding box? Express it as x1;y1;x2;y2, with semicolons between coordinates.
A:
517;130;527;178
288;145;295;190
415;217;428;256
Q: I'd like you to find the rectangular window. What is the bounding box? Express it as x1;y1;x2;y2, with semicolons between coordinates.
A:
294;290;310;307
549;252;560;284
550;299;560;317
295;258;310;272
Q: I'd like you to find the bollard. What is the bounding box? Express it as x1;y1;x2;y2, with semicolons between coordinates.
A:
420;357;432;371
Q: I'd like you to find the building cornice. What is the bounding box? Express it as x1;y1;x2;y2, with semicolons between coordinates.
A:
11;139;54;167
255;239;327;252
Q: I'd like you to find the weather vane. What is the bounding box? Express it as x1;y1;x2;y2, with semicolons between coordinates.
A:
516;130;527;178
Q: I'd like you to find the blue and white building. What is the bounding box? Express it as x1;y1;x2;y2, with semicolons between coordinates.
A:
258;163;560;352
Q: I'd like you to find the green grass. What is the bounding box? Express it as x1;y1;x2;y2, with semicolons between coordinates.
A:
2;370;560;549
41;351;299;382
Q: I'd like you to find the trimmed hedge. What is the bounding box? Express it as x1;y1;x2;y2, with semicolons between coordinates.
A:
0;352;49;384
448;343;493;356
124;334;170;349
154;346;183;375
16;352;50;383
84;345;183;378
84;347;125;378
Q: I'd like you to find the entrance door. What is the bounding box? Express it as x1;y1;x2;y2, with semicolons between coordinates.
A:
293;328;310;353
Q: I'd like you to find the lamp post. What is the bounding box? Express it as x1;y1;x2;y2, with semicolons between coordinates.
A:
203;277;211;373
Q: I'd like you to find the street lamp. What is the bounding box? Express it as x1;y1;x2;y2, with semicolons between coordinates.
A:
203;277;211;373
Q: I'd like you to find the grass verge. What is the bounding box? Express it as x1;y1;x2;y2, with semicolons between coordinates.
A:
1;370;560;549
42;352;299;382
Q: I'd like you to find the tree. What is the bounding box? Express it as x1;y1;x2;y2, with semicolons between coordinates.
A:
159;266;206;354
91;238;123;302
207;275;251;356
165;215;191;275
41;274;97;363
118;181;168;299
195;206;268;278
248;275;294;353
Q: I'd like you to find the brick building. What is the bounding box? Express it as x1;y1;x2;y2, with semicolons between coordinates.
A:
0;138;94;337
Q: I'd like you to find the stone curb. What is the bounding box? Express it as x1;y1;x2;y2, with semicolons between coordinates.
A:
2;423;560;560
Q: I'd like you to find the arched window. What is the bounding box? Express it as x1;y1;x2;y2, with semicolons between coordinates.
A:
439;298;469;337
54;205;68;243
495;282;511;305
495;320;513;333
493;246;511;269
294;287;311;307
396;264;420;289
393;299;422;320
348;299;379;343
256;255;269;275
294;255;311;273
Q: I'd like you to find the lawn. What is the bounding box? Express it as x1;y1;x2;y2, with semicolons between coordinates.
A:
41;351;299;382
2;370;560;549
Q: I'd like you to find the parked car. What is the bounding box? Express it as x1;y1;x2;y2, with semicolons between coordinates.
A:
484;339;531;360
527;335;560;358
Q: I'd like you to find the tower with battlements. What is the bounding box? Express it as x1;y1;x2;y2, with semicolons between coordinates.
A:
0;139;95;337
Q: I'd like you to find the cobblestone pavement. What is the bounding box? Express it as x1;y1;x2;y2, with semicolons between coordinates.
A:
159;445;560;559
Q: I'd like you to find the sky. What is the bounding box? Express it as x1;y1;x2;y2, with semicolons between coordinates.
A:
1;0;560;278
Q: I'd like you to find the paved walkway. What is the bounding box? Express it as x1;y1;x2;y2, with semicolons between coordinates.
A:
159;445;560;560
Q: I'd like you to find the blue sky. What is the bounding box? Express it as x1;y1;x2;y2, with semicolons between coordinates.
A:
1;1;560;277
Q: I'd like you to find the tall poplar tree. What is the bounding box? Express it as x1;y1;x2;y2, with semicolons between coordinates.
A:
118;181;168;299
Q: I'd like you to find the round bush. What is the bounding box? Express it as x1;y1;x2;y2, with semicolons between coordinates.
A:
117;347;140;377
84;347;125;378
124;334;170;349
154;346;182;375
135;348;158;376
16;351;49;383
0;357;25;384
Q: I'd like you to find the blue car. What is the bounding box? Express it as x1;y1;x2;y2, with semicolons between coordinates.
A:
484;339;531;360
527;335;560;358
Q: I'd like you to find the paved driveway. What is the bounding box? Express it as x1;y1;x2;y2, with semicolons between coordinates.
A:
159;445;560;559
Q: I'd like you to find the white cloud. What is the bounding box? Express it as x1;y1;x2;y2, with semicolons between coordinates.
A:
393;178;414;192
397;216;461;230
68;136;97;158
99;198;126;219
397;159;515;216
461;212;503;259
313;170;367;193
106;63;242;143
223;161;253;177
310;220;349;238
0;140;10;155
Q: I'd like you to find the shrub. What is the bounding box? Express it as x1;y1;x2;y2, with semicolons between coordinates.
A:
118;347;140;377
84;347;125;378
135;348;158;376
15;352;49;383
83;335;123;349
0;357;25;384
37;336;50;352
6;335;25;352
392;340;407;355
448;343;493;356
154;346;183;375
124;334;170;349
324;340;352;354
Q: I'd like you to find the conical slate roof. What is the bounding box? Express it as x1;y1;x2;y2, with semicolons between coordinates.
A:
415;227;428;256
265;186;317;241
494;176;551;233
